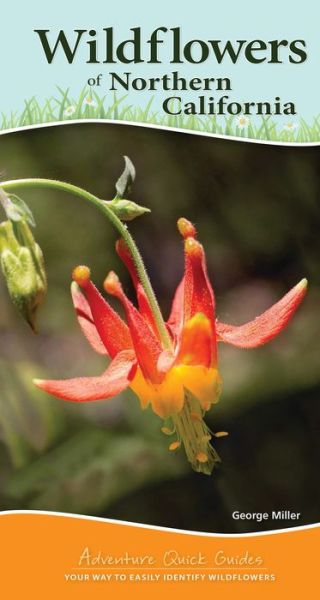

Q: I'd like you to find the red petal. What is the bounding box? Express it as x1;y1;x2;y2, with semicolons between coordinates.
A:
166;278;184;339
216;279;307;348
184;239;216;323
116;239;158;335
179;222;217;364
71;283;107;355
104;272;163;383
80;279;132;358
34;350;137;402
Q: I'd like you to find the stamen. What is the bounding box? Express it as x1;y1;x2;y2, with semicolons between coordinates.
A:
169;441;181;451
177;218;197;239
214;431;229;438
72;265;91;288
190;412;202;422
196;452;209;463
172;391;220;475
161;426;175;435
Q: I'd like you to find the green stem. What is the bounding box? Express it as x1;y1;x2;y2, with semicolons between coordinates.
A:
0;178;172;349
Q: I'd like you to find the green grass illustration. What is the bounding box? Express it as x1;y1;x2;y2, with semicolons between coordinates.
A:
1;87;320;142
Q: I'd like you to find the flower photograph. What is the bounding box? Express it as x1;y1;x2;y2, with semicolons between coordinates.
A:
0;123;319;532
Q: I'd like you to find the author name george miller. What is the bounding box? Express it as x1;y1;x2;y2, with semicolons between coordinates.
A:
232;511;301;522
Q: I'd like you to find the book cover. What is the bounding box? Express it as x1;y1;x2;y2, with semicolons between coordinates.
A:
0;1;319;597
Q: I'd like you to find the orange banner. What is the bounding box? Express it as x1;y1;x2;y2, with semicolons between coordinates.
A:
0;512;317;598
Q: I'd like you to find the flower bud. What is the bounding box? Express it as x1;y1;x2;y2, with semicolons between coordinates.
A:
104;199;150;222
0;220;47;332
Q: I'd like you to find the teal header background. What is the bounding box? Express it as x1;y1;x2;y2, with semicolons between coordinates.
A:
0;0;319;128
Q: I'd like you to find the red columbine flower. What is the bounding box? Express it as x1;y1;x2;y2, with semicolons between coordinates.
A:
34;218;307;474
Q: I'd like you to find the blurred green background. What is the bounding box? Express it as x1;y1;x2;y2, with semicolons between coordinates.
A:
0;124;319;532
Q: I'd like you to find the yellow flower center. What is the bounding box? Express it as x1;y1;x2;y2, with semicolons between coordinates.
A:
130;364;221;418
130;360;223;474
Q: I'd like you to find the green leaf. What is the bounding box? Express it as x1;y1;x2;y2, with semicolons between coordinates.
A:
0;191;36;227
115;156;136;199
